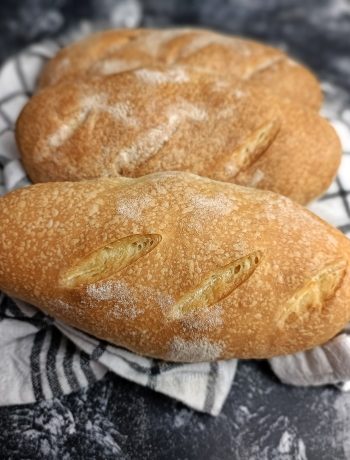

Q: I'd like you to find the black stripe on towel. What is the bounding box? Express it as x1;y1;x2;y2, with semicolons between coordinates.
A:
63;340;80;391
0;292;6;320
0;106;12;126
3;297;27;319
30;328;47;400
0;90;30;106
0;127;13;137
339;223;350;234
45;327;63;397
148;360;161;389
32;310;53;325
103;344;154;374
14;55;30;94
114;353;153;375
157;361;186;373
203;362;218;414
79;351;97;384
319;191;347;201
91;341;107;361
0;154;12;166
1;297;50;328
336;177;350;218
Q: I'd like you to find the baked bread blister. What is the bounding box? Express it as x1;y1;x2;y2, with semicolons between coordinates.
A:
0;173;349;362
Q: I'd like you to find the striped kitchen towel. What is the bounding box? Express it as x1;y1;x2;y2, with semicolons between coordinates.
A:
0;38;350;416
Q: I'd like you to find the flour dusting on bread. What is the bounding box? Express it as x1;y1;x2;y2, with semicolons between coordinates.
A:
181;304;223;332
87;280;140;319
47;95;138;152
190;193;235;215
116;195;155;220
176;33;250;59
168;337;224;362
136;28;195;56
92;58;142;75
48;109;91;149
243;55;284;79
117;102;207;171
247;169;265;187
135;67;189;84
86;280;132;301
0;173;350;361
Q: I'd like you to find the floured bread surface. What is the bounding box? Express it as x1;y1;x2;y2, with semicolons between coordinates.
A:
38;27;322;109
16;65;340;204
0;172;350;361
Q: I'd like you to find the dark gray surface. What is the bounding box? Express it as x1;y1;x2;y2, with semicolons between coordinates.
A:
1;1;350;459
1;361;349;460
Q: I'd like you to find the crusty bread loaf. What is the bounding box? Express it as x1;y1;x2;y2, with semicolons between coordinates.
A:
0;172;349;362
16;65;340;204
38;28;322;109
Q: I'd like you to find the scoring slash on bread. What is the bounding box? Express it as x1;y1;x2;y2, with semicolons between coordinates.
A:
0;172;349;362
38;28;322;109
16;64;340;204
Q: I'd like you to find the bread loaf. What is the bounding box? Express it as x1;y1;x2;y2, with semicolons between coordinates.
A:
0;172;349;362
16;65;340;204
38;28;322;109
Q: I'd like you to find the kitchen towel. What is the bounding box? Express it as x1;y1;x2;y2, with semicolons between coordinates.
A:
0;38;350;416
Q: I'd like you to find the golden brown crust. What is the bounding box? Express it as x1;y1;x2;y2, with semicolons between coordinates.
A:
0;173;349;362
38;28;322;109
234;97;342;203
16;65;340;204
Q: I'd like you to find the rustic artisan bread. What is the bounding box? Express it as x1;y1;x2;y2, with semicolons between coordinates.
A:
0;172;349;362
38;27;322;109
16;65;340;204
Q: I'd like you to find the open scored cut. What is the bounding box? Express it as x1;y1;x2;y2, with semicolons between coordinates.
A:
61;234;161;288
276;259;347;327
217;119;280;180
170;250;262;319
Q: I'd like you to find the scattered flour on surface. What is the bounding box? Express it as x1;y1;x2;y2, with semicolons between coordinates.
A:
277;431;307;460
278;431;295;454
334;392;350;459
173;408;193;428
